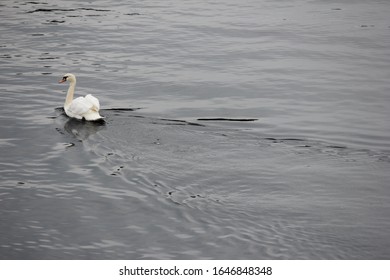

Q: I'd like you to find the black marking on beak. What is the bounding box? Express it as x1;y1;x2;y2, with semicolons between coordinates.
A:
59;76;68;83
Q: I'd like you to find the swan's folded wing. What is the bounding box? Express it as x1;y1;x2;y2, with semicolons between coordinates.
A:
85;94;100;111
67;97;92;117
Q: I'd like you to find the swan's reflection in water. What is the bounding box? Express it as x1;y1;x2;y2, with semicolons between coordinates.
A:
64;117;106;140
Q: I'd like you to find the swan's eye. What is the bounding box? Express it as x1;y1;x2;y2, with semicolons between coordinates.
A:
63;76;68;80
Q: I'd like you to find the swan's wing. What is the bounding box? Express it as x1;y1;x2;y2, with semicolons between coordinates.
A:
67;97;92;117
85;94;100;111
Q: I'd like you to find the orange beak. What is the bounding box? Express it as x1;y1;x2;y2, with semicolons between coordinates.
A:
59;78;66;83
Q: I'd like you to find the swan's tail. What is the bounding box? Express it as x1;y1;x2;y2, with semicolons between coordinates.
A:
84;110;104;121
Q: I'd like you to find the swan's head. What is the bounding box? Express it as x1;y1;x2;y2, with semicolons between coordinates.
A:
59;73;76;84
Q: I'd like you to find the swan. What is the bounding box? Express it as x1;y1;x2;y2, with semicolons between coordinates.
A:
59;73;103;121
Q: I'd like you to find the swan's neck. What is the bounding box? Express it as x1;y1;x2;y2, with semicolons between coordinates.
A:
64;81;76;108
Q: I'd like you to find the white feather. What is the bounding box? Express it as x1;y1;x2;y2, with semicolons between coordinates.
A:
85;94;100;111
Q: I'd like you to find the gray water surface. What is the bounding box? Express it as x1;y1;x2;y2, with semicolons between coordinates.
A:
1;0;390;259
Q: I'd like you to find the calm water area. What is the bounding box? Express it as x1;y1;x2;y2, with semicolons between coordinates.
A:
1;0;390;259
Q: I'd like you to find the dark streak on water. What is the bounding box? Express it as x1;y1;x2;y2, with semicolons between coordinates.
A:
27;8;112;13
198;118;258;122
1;0;390;259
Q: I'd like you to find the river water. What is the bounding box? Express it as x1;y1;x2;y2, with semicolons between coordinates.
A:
1;0;390;259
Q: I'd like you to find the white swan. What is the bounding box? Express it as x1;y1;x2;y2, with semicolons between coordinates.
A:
59;73;103;121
